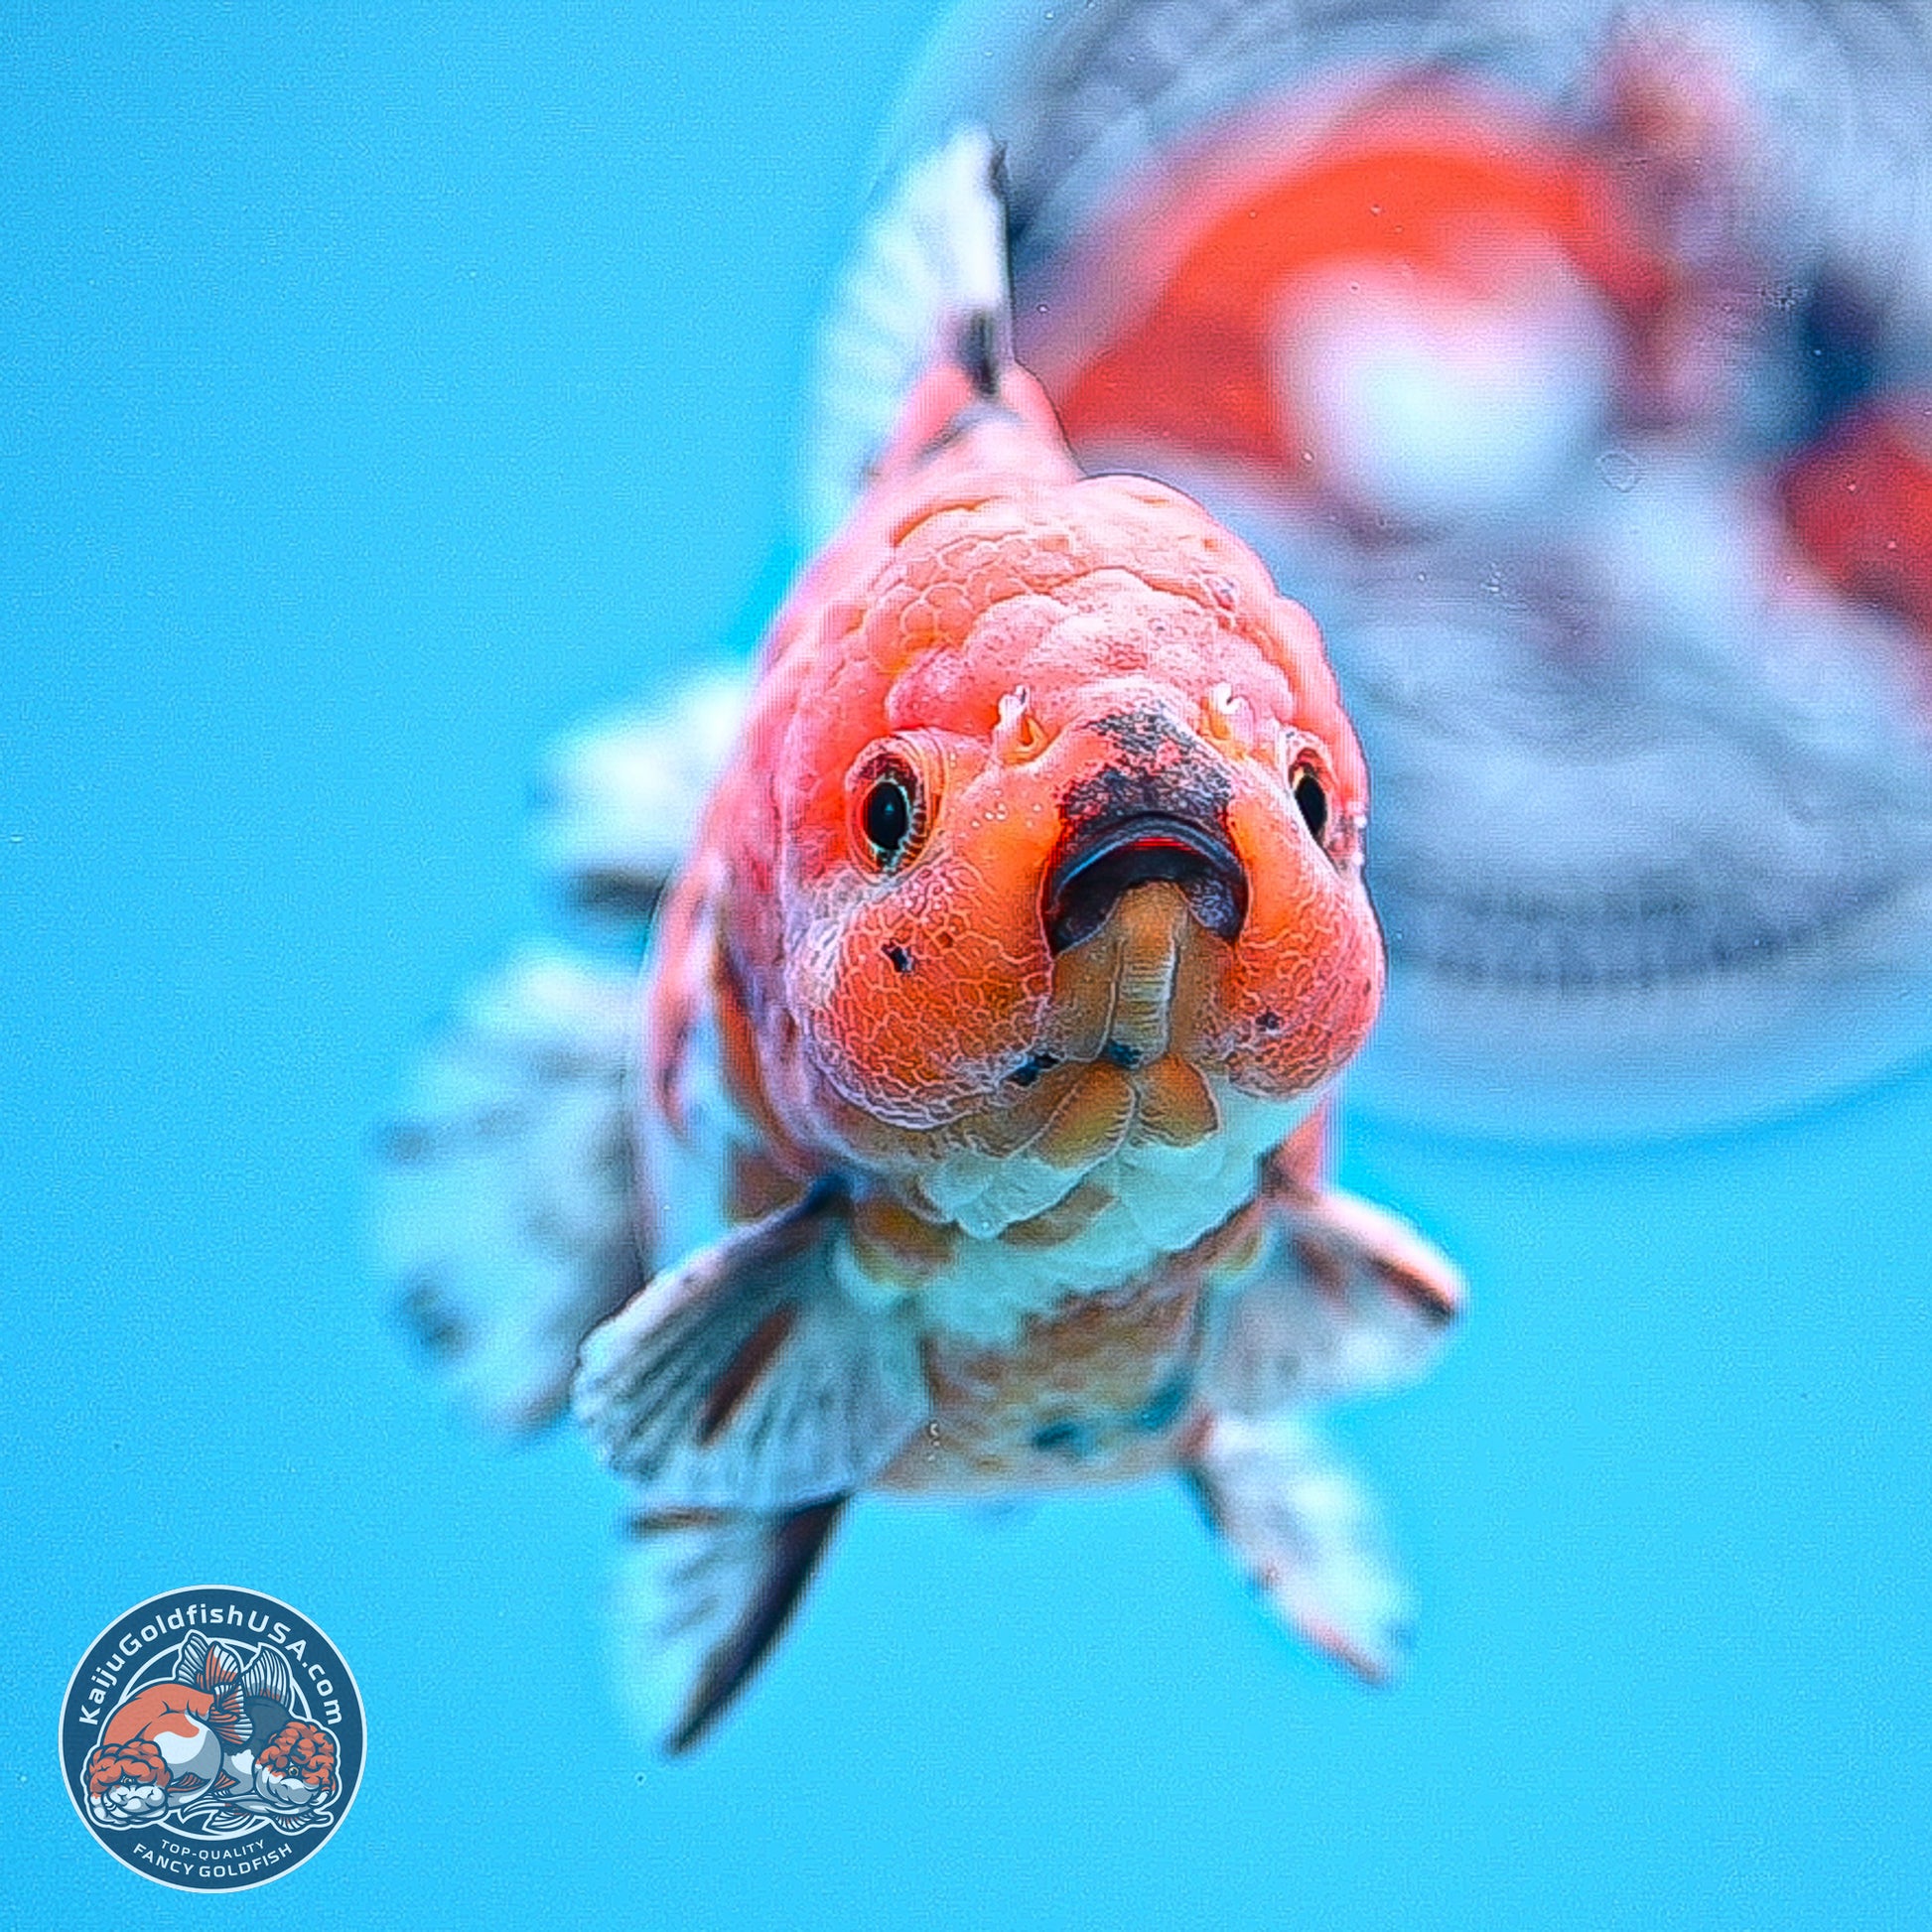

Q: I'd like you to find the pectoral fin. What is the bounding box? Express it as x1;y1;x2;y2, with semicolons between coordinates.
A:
1202;1184;1463;1416
1187;1411;1412;1685
572;1181;930;1512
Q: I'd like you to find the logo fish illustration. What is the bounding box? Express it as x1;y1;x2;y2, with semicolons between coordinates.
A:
381;132;1461;1751
82;1632;337;1826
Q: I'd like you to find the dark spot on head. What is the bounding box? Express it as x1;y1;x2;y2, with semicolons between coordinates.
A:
884;942;912;975
1061;714;1233;835
1090;707;1185;759
1257;1010;1282;1034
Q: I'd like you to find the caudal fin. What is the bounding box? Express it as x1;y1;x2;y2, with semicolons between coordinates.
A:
375;946;646;1435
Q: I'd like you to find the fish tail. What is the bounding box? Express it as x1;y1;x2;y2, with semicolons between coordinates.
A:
374;945;648;1437
240;1643;292;1708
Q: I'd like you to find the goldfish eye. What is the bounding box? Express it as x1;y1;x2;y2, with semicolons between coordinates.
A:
864;774;912;857
1291;762;1330;849
852;751;927;872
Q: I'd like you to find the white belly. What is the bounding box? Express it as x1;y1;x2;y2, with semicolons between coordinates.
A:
835;1079;1314;1345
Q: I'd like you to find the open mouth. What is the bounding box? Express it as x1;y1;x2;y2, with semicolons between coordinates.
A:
1041;811;1249;954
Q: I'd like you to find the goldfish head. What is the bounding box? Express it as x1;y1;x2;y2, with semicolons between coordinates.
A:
758;464;1383;1175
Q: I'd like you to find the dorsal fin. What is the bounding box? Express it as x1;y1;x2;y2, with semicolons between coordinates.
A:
801;127;1018;543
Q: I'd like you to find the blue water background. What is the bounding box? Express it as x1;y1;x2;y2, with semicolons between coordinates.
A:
4;7;1928;1928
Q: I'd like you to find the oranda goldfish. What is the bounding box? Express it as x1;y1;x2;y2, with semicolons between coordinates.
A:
381;132;1460;1753
798;0;1932;1145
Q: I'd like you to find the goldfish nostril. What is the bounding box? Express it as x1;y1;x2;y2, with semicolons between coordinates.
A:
995;686;1050;763
1198;683;1255;751
1292;765;1330;848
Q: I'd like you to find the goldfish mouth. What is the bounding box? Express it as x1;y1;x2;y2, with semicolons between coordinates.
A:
1042;812;1249;953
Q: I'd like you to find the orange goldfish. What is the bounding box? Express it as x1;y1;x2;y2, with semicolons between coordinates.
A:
382;132;1460;1752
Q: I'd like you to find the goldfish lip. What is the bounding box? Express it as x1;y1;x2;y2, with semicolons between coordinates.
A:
1042;811;1249;953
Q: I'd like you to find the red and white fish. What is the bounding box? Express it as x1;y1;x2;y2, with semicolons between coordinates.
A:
381;132;1460;1753
83;1634;334;1824
1781;395;1932;651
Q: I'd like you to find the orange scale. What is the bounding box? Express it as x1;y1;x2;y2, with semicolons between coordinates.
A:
877;600;953;671
964;589;1071;659
857;587;925;676
896;504;1019;579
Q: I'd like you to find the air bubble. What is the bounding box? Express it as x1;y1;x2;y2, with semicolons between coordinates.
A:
1596;447;1641;491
